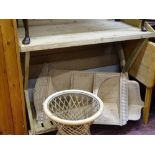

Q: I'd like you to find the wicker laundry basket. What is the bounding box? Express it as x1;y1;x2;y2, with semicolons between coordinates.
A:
43;90;104;135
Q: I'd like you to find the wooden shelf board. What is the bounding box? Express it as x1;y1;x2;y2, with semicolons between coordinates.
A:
18;20;155;53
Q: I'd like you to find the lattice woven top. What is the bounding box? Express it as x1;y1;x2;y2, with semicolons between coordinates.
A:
43;90;104;125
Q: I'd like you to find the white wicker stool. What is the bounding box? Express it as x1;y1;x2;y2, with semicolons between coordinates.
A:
43;90;104;135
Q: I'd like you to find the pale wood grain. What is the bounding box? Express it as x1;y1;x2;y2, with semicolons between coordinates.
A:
129;42;155;88
143;88;153;124
122;39;148;72
129;41;155;124
18;20;155;52
121;19;141;28
18;19;91;27
123;40;155;124
29;54;118;79
114;42;126;69
24;90;35;131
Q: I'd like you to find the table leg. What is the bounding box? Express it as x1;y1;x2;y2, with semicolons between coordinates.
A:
24;52;30;89
143;87;153;124
22;19;30;45
141;19;147;32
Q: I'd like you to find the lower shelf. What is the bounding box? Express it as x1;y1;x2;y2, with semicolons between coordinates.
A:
25;90;56;135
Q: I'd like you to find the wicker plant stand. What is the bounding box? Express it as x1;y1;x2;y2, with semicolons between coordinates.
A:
43;90;104;135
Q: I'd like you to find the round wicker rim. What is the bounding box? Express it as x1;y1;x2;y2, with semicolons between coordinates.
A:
43;89;104;125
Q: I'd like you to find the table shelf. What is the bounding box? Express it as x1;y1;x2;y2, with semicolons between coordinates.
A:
18;20;155;53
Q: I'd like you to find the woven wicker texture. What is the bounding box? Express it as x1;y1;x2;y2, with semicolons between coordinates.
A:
55;123;91;135
34;64;144;127
128;81;144;120
33;64;53;122
93;73;121;125
71;71;94;92
43;90;103;135
34;64;72;122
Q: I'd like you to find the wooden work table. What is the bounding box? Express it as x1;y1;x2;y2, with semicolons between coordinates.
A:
18;20;155;53
17;19;155;134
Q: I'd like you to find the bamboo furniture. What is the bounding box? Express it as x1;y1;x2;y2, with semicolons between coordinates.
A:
18;19;155;134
